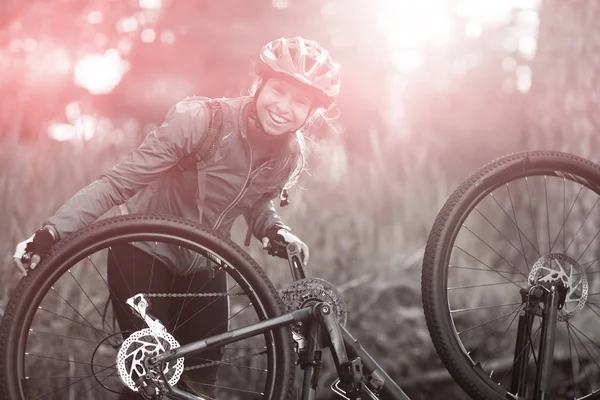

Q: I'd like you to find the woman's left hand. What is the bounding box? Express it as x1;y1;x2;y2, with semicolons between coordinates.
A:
262;228;309;265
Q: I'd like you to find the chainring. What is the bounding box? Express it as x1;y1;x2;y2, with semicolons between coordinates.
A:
116;328;184;392
281;277;347;333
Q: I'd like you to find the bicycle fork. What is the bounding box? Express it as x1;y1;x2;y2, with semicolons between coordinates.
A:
511;283;564;400
301;302;410;400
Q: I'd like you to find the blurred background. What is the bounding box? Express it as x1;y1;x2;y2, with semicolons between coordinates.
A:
1;0;599;398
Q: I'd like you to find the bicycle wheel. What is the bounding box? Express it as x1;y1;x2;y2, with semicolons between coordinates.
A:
0;214;294;400
423;151;600;400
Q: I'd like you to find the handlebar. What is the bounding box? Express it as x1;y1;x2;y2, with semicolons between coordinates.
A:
268;240;306;281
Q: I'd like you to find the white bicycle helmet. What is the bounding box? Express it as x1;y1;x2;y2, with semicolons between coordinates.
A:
256;37;340;108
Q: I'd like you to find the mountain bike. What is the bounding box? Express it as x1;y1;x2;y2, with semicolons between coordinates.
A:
1;150;600;400
422;150;600;400
0;213;411;400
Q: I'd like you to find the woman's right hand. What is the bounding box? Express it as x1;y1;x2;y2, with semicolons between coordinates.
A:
13;228;57;276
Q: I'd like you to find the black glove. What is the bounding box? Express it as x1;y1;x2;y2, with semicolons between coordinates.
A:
14;228;57;275
261;227;310;265
24;229;56;260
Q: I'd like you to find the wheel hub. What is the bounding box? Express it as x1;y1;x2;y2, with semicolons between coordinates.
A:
528;253;588;321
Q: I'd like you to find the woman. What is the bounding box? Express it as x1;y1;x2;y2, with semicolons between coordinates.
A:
13;37;340;398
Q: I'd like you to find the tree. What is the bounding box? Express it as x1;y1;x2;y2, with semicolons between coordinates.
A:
527;0;600;160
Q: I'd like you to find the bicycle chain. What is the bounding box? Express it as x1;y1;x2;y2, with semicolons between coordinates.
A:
183;349;267;371
142;288;306;298
142;289;306;372
141;286;334;372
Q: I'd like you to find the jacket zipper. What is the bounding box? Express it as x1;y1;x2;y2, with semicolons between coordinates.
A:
212;137;268;231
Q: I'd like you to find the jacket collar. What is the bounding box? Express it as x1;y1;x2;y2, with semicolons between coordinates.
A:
238;96;254;140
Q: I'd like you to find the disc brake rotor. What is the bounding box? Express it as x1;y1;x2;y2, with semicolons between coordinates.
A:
116;328;184;392
528;253;588;321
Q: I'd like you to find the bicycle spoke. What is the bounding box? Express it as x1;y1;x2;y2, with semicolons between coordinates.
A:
566;322;600;359
453;246;527;290
185;380;264;397
37;306;113;340
30;329;109;345
458;306;523;335
26;374;118;380
88;255;135;331
575;228;600;265
451;302;523;314
466;304;524;357
562;177;566;252
460;224;529;279
81;368;121;397
175;385;217;400
25;352;115;369
488;191;540;259
172;267;213;330
194;356;268;372
103;248;138;328
47;287;107;340
564;196;600;255
506;181;533;271
585;302;600;320
27;363;116;400
147;242;158;298
171;266;229;328
566;322;596;395
202;302;253;338
567;320;578;399
544;175;551;252
580;258;600;268
449;279;529;290
497;322;543;387
449;265;521;274
582;257;600;276
166;264;178;321
172;283;242;333
65;269;108;333
473;206;537;268
524;176;542;257
550;179;583;253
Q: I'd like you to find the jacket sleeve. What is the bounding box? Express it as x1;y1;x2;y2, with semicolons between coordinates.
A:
43;100;209;238
243;197;291;246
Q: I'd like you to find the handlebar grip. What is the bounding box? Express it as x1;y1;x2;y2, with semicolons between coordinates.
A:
268;240;288;258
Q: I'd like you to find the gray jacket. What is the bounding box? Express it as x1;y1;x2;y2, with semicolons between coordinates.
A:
44;96;290;274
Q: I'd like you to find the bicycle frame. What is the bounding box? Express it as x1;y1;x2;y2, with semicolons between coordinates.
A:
140;243;567;400
145;243;411;400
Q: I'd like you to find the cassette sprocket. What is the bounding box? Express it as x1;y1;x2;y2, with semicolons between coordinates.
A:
281;277;347;332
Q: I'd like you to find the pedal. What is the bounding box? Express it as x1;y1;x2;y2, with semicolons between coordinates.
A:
331;379;379;400
334;358;370;399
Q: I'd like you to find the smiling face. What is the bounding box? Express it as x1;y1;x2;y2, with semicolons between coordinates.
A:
255;77;317;136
